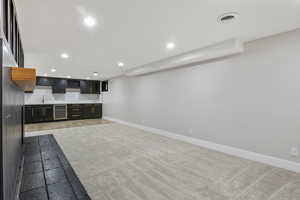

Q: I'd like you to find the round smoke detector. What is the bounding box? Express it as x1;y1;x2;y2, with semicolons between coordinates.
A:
218;12;239;23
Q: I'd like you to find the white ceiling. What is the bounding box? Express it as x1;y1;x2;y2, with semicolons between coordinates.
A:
15;0;300;80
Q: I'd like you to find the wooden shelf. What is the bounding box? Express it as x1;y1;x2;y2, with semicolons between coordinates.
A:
10;67;36;92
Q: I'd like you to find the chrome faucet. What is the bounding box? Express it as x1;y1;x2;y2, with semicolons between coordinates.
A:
42;96;45;104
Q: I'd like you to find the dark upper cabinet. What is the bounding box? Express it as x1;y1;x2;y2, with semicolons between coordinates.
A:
101;80;108;92
92;81;101;94
80;80;91;94
36;77;52;86
68;79;80;88
80;80;100;94
31;77;100;94
52;79;67;93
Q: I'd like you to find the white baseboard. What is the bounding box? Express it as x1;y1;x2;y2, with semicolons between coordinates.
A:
103;116;300;173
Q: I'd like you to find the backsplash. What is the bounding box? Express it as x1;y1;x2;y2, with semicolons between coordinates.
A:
25;86;102;104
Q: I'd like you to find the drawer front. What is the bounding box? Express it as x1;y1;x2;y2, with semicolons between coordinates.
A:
67;104;82;115
68;107;81;114
68;104;81;108
68;113;81;120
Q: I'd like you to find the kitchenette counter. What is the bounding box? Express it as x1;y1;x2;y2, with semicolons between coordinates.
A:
25;102;102;105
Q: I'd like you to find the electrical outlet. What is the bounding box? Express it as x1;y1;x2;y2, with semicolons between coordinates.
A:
189;128;193;134
290;147;299;157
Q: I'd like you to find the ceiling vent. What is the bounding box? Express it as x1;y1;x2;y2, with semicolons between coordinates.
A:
218;13;239;23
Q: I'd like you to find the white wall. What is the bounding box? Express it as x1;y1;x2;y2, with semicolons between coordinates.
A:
25;87;101;104
103;29;300;163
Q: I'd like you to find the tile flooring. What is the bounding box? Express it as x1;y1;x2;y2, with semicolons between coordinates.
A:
20;135;90;200
25;119;111;133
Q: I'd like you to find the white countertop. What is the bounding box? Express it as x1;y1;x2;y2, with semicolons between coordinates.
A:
26;101;102;105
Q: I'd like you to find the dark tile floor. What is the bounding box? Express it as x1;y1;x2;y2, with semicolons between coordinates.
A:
20;135;91;200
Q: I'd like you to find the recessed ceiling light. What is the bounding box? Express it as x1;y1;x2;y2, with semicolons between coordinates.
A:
43;73;48;76
61;53;69;59
51;68;56;72
118;62;125;67
83;16;97;28
67;75;71;78
93;72;98;76
86;77;91;79
166;42;176;50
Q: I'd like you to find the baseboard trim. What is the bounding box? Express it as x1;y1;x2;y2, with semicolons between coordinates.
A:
103;116;300;173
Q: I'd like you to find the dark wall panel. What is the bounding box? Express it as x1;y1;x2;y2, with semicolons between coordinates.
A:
1;40;24;200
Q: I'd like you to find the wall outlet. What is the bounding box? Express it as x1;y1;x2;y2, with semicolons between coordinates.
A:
188;128;193;134
290;147;299;157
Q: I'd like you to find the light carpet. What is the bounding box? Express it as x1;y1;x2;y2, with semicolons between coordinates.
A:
28;123;300;200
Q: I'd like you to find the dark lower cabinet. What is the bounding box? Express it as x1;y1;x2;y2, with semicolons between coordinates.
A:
67;104;82;120
68;104;102;120
25;104;102;123
25;105;53;123
82;104;102;119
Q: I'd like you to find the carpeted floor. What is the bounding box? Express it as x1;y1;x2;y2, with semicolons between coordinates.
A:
27;123;300;200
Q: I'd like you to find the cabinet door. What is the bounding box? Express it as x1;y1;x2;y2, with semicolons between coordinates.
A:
82;104;92;119
89;104;102;118
67;79;80;88
32;106;43;122
95;104;102;118
67;104;82;120
80;80;92;94
43;106;53;121
37;77;52;86
25;106;33;123
53;79;67;93
94;81;101;94
101;81;108;92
